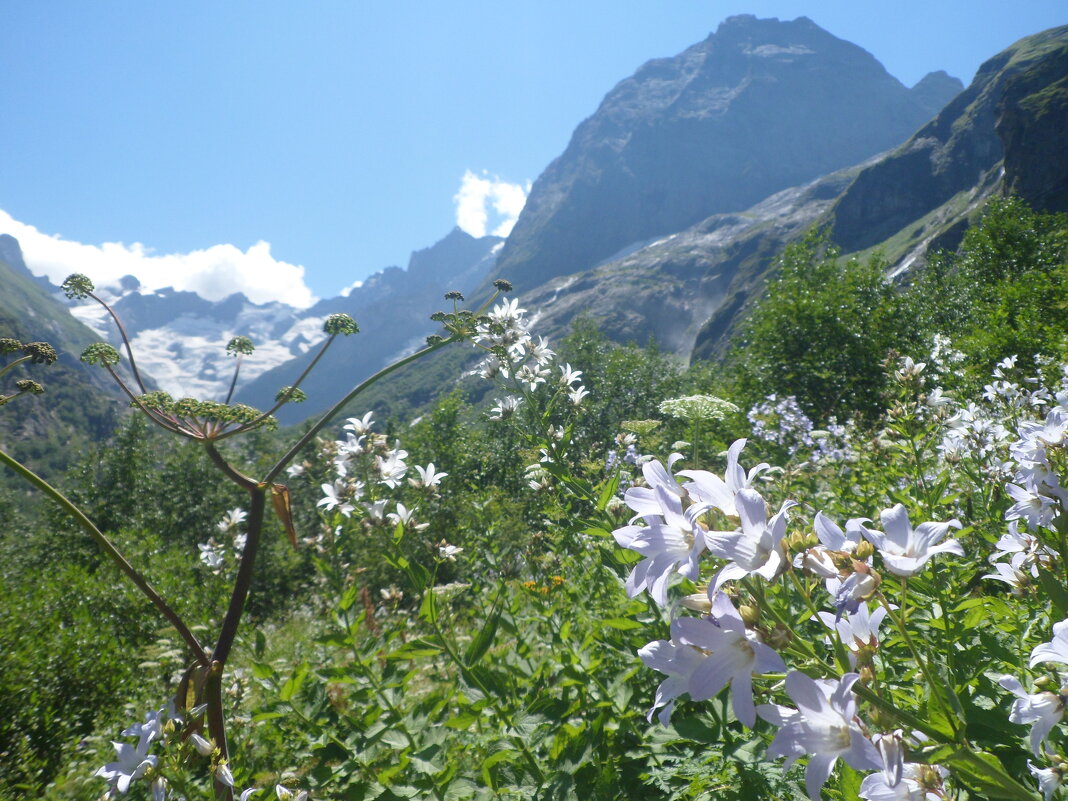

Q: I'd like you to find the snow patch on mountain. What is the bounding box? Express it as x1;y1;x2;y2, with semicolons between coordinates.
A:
69;290;326;400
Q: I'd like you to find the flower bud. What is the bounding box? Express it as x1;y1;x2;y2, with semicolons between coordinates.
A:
275;386;307;403
15;379;44;394
0;338;22;355
858;665;877;685
444;290;464;301
738;604;760;627
766;623;792;650
492;279;513;292
189;732;214;756
80;342;120;367
855;540;875;560
22;341;57;365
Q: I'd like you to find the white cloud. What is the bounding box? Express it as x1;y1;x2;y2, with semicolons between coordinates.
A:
453;170;529;238
0;209;318;308
339;279;364;297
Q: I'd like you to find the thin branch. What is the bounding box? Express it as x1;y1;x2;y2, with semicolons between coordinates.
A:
213;332;338;442
0;354;33;383
262;334;460;485
89;290;148;394
0;447;208;665
223;356;242;406
204;442;257;491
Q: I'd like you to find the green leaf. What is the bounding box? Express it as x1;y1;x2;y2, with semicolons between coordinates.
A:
253;628;266;658
480;749;514;789
603;617;643;631
339;584;360;612
596;473;620;512
464;590;504;666
943;748;1040;801
387;643;443;660
279;662;309;702
1037;566;1068;618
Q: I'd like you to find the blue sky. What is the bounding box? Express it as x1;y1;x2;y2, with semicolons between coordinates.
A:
1;2;1065;306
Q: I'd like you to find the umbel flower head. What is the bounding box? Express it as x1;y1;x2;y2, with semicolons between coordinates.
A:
324;313;359;335
226;335;255;356
658;394;739;423
81;342;121;367
61;272;95;300
21;341;58;365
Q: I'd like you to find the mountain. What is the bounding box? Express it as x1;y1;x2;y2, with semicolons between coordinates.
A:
0;235;123;474
492;14;962;293
70;282;323;401
233;228;502;423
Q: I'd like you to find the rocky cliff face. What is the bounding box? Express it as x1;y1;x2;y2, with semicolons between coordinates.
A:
996;37;1068;213
830;24;1068;251
492;14;962;293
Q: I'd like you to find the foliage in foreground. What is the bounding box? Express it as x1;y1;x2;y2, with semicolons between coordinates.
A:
0;197;1066;801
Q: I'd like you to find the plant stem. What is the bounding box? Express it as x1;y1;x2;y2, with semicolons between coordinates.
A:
263;334;460;484
0;447;208;664
90;290;149;394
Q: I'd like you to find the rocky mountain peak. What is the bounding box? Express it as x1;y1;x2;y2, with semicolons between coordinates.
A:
492;16;962;293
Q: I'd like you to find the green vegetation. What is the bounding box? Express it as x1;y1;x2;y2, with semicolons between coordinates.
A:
0;197;1066;801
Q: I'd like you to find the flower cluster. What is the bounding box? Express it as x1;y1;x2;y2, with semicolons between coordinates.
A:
309;411;438;544
469;298;591;420
94;703;254;799
613;438;968;799
198;507;249;574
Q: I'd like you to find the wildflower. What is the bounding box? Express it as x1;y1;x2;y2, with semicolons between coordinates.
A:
639;593;786;726
198;541;226;571
796;511;866;579
343;411;375;435
217;508;247;534
559;363;583;386
859;505;962;577
759;672;881;801
568;385;590;406
438;541;463;561
317;481;355;517
1006;481;1059;530
1031;618;1068;669
409;463;448;489
95;710;164;796
817;602;888;667
679;438;769;519
489;396;522;420
1029;760;1064;801
998;674;1067;757
614;482;706;606
704;488;796;596
388;502;428;531
658;394;739;422
375;449;408;488
859;762;949;800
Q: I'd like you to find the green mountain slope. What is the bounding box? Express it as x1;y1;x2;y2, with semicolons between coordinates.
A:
0;236;123;475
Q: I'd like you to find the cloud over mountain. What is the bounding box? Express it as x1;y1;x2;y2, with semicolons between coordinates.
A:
453;171;529;238
0;209;318;308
